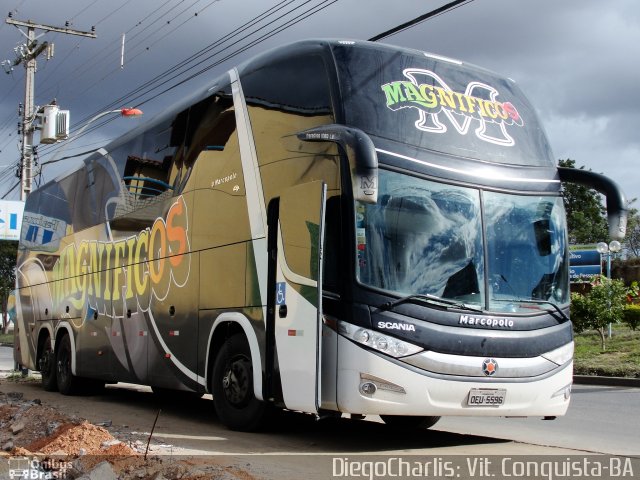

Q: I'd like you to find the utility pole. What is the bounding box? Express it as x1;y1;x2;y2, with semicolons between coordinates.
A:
5;17;96;200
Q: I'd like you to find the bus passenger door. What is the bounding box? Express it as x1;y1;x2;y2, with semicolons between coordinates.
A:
270;180;326;413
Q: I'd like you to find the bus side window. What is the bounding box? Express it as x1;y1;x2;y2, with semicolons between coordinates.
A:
178;82;236;191
21;181;72;251
69;166;95;231
241;53;335;168
186;80;251;251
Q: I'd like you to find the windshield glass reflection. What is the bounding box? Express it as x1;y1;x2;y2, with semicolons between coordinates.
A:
485;192;568;312
356;170;485;307
356;170;569;313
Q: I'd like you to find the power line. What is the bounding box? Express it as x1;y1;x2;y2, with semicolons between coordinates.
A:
4;17;97;200
32;0;102;98
38;0;177;101
94;0;130;25
69;0;101;22
66;0;280;106
131;0;339;108
368;0;474;41
28;1;338;177
1;181;19;199
39;3;308;155
4;0;337;198
84;0;209;82
32;3;180;151
39;0;307;154
125;0;221;65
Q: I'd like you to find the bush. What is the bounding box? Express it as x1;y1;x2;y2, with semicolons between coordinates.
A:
570;275;629;350
623;305;640;331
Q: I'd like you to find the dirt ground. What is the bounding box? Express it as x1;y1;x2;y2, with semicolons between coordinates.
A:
1;371;608;480
0;378;256;480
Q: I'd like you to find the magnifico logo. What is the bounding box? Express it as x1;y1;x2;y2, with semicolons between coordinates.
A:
52;196;190;318
381;68;524;146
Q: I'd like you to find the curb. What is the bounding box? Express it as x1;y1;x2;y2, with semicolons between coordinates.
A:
573;375;640;388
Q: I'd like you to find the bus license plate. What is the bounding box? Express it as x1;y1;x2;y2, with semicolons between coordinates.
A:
467;388;506;407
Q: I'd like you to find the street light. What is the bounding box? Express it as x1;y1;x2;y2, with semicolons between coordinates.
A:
596;240;622;338
43;107;143;167
596;240;622;278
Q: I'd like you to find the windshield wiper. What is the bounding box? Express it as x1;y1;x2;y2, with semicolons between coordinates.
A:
507;299;569;322
493;274;569;321
378;293;483;312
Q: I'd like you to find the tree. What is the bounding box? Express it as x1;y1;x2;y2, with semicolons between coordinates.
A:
624;206;640;257
559;159;608;244
0;241;18;334
570;275;629;350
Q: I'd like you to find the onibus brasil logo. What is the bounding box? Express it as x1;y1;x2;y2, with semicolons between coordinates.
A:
381;68;524;147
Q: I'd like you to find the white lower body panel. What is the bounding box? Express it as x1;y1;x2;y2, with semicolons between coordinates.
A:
335;335;572;417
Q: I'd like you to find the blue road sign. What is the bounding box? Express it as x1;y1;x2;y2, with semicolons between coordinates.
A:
569;250;601;266
570;265;601;282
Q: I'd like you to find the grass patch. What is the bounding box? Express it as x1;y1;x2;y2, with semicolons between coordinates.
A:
0;332;13;345
574;325;640;377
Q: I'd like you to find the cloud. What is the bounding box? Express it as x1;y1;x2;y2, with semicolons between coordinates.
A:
1;0;638;204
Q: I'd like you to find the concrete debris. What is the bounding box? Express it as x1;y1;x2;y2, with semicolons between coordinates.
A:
77;460;118;480
10;421;24;434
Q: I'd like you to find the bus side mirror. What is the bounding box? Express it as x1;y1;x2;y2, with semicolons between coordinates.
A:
558;166;628;241
297;125;378;204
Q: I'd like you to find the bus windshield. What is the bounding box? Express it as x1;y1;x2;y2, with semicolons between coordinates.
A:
356;170;569;313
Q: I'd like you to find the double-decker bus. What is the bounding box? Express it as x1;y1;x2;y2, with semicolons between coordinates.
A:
14;39;627;431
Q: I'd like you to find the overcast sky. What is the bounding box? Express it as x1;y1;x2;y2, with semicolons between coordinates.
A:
1;0;638;210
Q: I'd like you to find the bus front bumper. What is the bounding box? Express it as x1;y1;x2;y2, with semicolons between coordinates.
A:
336;336;572;417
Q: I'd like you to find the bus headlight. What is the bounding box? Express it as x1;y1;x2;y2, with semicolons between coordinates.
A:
338;321;423;358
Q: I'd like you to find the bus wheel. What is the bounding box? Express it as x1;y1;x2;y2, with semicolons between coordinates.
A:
212;334;266;431
380;415;441;430
39;337;57;392
56;333;81;395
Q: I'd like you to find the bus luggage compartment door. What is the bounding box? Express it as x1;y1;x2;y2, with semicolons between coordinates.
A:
273;180;326;413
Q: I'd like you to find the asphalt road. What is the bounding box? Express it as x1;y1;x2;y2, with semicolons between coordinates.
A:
0;344;13;370
436;385;640;456
1;345;638;479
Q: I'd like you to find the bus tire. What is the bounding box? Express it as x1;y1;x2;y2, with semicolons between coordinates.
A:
380;415;441;430
212;334;266;431
56;333;81;395
39;336;57;392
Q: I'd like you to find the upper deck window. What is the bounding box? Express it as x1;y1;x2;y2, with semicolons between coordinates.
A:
332;44;555;167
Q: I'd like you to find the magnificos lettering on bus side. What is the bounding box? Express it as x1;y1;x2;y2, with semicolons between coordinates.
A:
51;196;190;317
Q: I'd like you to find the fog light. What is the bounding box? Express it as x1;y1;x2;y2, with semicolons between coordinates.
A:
360;373;406;395
552;383;572;401
360;382;377;395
